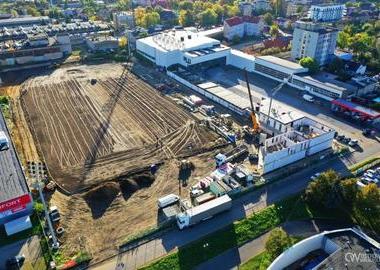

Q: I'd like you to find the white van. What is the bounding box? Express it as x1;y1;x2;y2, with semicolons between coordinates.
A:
302;94;315;102
157;194;180;209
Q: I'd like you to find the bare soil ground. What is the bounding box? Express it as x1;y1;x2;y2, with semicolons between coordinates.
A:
21;64;220;193
52;152;220;261
11;63;226;262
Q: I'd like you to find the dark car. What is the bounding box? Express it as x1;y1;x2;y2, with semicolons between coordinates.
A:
6;255;25;269
362;128;374;137
336;134;345;141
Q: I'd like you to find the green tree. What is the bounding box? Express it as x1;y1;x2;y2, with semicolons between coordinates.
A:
212;3;224;23
179;1;194;11
354;184;380;231
116;0;131;11
299;57;319;74
179;10;194;27
304;170;340;208
269;24;279;37
263;12;273;25
340;178;359;206
48;7;62;19
225;4;240;17
326;57;344;74
199;8;217;27
26;6;41;16
134;7;146;27
337;31;350;49
143;11;160;28
265;228;292;260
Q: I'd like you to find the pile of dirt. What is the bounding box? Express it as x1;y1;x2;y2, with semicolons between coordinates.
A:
83;182;120;218
120;173;155;200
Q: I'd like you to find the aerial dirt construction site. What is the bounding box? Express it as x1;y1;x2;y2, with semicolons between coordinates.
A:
3;63;227;261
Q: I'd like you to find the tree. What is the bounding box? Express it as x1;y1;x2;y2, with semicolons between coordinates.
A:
225;4;240;18
26;6;41;16
326;57;344;74
135;7;146;27
263;12;273;25
119;36;128;48
116;0;131;11
299;57;319;74
340;178;359;206
143;11;160;28
178;1;194;11
199;8;217;27
337;31;350;49
179;10;194;27
48;7;62;19
212;3;224;23
269;24;279;37
265;228;292;260
304;170;340;208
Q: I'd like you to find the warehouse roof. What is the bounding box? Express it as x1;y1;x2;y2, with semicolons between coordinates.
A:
140;30;220;52
0;16;50;27
0;111;29;203
256;55;308;73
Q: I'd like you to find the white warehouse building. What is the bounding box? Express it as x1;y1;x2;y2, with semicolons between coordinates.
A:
258;100;335;174
136;30;231;68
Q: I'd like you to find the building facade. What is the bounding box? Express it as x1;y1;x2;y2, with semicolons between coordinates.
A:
291;20;338;66
258;101;335;174
113;11;135;30
308;4;346;22
252;0;271;12
0;34;72;70
223;16;264;41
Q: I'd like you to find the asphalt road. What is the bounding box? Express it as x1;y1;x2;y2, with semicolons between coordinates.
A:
0;236;42;270
90;155;352;270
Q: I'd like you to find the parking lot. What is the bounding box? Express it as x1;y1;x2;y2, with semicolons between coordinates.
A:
202;66;380;164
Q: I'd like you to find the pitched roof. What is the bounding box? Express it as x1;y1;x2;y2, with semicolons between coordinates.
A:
225;16;243;27
242;16;261;23
225;16;261;27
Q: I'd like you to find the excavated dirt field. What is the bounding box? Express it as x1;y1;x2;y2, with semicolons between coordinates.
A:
10;63;226;261
20;64;221;194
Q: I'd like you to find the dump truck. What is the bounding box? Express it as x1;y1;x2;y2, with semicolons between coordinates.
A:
176;195;232;230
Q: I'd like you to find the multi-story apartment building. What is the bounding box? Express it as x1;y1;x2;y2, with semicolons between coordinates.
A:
252;0;271;12
223;16;264;41
113;11;135;30
308;4;346;22
291;20;338;66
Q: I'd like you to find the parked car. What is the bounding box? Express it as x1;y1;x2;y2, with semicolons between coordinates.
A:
310;173;321;181
348;139;358;147
357;179;371;187
342;137;351;144
336;135;345;141
362;128;375;137
302;94;315;102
